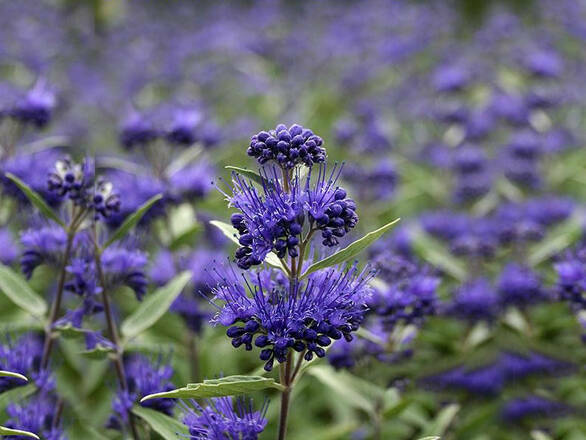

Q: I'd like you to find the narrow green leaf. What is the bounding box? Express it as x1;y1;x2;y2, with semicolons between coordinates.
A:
418;437;441;440
103;194;163;249
0;264;47;317
0;384;36;413
421;404;460;437
300;218;400;279
165;145;203;176
54;322;87;339
225;166;266;186
141;375;284;402
528;213;584;266
410;228;466;281
80;343;116;360
121;271;192;340
308;365;376;415
0;370;28;381
209;220;287;272
5;173;65;227
0;426;39;439
132;405;188;440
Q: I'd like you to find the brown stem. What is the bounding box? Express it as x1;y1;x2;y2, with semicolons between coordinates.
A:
278;353;293;440
289;349;307;384
41;226;76;370
93;231;140;440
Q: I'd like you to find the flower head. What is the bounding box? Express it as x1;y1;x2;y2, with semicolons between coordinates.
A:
182;397;268;440
101;246;149;301
8;79;56;128
5;395;66;440
497;263;547;308
447;278;500;322
211;264;372;371
20;226;68;279
247;123;326;169
0;333;51;392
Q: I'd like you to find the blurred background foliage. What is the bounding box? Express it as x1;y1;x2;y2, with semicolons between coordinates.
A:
1;0;586;439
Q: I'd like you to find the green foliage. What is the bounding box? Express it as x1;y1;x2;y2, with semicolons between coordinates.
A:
141;375;285;402
300;218;400;279
103;194;163;249
121;271;192;341
0;384;36;413
5;173;65;227
0;426;39;439
0;371;28;381
0;264;47;318
132;405;189;440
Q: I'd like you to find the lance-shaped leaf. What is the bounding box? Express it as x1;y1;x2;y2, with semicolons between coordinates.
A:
103;194;163;249
121;271;191;340
410;228;466;281
80;343;116;360
0;264;47;317
300;218;400;280
225;166;266;187
141;375;285;402
209;220;287;272
0;426;39;439
5;173;65;228
0;384;36;413
0;370;28;381
421;404;460;437
528;212;584;266
132;405;188;440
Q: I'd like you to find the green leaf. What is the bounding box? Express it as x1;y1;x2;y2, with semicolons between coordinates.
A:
410;228;466;281
418;437;441;440
103;194;163;249
225;166;266;187
54;322;87;339
0;426;39;439
0;384;36;412
141;375;284;402
0;264;47;317
209;220;288;272
528;213;584;266
132;405;188;440
0;370;28;381
308;365;376;415
5;173;65;227
80;343;116;360
300;218;400;279
121;271;192;340
165;145;203;176
421;404;460;437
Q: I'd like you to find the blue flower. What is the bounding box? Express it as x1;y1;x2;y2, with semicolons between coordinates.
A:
181;397;268;440
497;263;547;308
0;227;19;265
247;123;326;169
5;395;67;440
8;79;56;128
165;108;202;146
120;109;160;150
20;226;68;279
447;278;500;323
101;246;149;301
0;333;51;392
108;355;176;430
523;49;563;78
1;149;63;208
555;245;586;311
501;396;566;423
211;264;372;371
168;161;214;202
228;165;358;269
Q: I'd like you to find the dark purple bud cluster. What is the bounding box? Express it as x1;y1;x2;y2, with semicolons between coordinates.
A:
47;156;87;201
247;123;326;169
92;178;121;219
312;188;358;247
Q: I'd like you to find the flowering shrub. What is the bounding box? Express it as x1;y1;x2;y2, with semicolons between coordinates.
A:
0;1;585;439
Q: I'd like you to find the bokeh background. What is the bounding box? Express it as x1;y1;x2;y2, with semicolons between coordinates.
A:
1;0;586;439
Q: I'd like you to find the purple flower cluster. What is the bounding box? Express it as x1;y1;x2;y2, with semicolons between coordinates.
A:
212;264;372;371
0;333;51;392
247;123;326;169
108;355;176;430
554;242;586;311
228;165;358;269
5;395;66;440
182;397;268;440
425;352;573;396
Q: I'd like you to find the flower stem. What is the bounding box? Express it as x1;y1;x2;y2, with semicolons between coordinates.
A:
278;353;293;440
40;223;76;370
92;229;140;440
